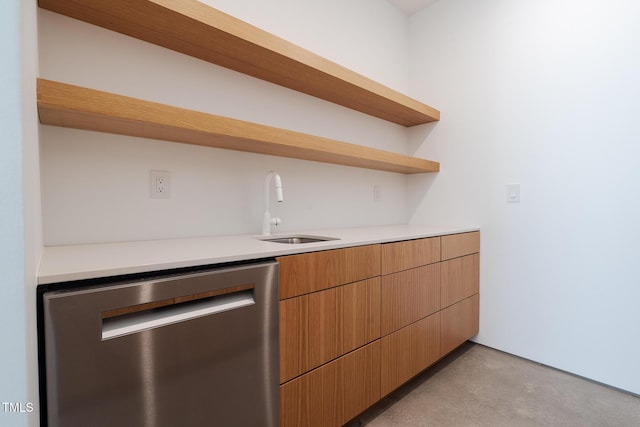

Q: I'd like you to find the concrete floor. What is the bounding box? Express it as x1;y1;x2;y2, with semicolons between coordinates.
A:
353;343;640;427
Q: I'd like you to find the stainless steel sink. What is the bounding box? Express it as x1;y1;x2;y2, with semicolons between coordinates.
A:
258;235;339;244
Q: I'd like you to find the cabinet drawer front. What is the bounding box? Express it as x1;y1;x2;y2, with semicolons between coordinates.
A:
381;237;441;275
280;353;340;427
380;313;441;397
441;231;480;261
441;253;479;309
278;245;381;299
440;294;479;357
339;278;381;355
339;341;382;425
280;341;381;427
280;278;381;383
380;263;440;336
280;287;338;384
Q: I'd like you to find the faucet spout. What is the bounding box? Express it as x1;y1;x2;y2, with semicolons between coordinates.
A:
262;171;284;235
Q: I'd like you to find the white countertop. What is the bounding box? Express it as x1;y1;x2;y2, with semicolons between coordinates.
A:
38;225;479;285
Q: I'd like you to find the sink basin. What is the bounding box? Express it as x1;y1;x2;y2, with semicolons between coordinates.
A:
258;235;339;244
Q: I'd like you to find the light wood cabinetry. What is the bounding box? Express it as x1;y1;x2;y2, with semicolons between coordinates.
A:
381;237;440;275
340;278;381;357
440;232;480;358
441;253;479;309
441;231;480;260
380;264;440;336
278;231;479;426
441;294;479;356
380;313;440;397
379;236;443;397
38;0;442;174
279;277;381;383
278;245;382;427
280;342;381;427
277;245;380;299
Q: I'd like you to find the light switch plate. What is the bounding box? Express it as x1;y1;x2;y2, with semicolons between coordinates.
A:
507;183;520;203
373;184;381;202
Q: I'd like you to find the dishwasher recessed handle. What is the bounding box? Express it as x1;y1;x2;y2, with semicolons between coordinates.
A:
102;288;255;340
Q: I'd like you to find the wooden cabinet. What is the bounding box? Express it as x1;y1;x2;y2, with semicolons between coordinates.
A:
381;237;440;275
278;246;382;427
440;232;480;357
279;231;480;426
441;294;479;356
379;236;442;397
277;245;380;299
279;277;381;383
441;231;480;260
280;342;381;427
380;264;440;336
380;313;440;397
441;253;479;309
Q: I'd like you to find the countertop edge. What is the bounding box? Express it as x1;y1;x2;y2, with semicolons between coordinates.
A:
38;225;480;285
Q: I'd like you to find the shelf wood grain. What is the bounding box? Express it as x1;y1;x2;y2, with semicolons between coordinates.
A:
37;79;440;174
38;0;439;126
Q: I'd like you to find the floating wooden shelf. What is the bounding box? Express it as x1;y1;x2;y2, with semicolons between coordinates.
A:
38;0;440;126
37;79;440;174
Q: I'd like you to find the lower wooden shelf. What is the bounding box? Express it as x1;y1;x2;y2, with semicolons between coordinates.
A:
36;79;440;174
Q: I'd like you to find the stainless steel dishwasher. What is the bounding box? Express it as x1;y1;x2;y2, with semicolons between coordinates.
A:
41;261;279;427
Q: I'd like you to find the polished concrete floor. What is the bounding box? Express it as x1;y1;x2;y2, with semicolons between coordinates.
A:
354;343;640;427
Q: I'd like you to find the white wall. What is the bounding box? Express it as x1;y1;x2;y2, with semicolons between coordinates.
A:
0;0;28;424
39;0;411;245
408;0;640;394
22;0;42;424
199;0;410;93
1;0;41;425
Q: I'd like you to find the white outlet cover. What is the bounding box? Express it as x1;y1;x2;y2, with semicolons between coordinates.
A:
150;170;170;199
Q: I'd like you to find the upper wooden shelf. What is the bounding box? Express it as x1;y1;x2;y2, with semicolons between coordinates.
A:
37;79;440;174
38;0;440;127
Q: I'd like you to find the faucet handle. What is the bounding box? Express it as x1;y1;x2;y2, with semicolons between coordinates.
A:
262;170;284;235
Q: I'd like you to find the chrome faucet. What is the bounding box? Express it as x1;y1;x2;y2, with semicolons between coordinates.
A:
262;171;284;235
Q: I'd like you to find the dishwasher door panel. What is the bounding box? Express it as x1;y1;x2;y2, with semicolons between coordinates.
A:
42;261;279;427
